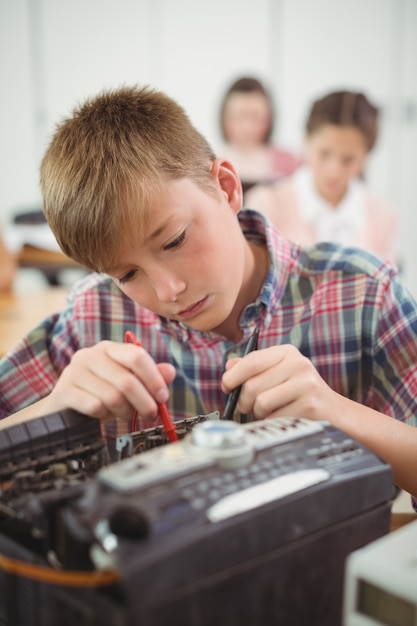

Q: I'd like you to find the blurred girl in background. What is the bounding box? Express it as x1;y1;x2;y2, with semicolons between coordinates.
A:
246;90;399;264
219;76;300;194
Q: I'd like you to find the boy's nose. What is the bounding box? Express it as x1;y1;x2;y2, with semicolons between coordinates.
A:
152;274;186;303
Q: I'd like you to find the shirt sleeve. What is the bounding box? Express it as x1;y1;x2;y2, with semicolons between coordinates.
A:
0;305;82;419
366;269;417;425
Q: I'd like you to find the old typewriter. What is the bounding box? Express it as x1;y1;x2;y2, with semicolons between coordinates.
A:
0;409;396;626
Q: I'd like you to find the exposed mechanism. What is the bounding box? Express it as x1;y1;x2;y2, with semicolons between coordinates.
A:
0;409;217;560
115;411;219;459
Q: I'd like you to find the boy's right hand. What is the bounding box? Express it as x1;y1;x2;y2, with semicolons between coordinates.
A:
40;340;176;424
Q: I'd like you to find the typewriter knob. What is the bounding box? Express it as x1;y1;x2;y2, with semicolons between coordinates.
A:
188;421;253;468
109;505;150;541
191;420;245;449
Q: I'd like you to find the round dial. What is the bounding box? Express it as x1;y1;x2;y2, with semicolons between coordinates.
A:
191;420;246;450
188;420;253;468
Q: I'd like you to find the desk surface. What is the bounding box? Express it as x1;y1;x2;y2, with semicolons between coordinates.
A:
17;244;81;269
0;287;68;357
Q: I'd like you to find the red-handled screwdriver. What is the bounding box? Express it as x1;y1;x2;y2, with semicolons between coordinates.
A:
125;330;178;442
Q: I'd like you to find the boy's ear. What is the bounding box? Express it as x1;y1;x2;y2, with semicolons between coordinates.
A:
210;159;243;213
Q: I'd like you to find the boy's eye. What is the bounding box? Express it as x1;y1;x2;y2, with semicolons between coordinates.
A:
119;269;137;285
117;231;187;284
163;231;187;251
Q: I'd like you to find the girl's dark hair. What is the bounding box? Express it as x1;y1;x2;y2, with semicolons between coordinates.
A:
306;90;379;151
220;76;274;144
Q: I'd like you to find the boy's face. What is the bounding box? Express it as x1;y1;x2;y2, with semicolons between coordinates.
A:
108;161;248;334
305;124;368;205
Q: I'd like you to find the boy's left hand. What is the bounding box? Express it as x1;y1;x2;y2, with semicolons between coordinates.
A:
222;344;340;422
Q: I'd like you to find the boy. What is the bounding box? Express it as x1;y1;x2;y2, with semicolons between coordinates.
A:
0;85;417;501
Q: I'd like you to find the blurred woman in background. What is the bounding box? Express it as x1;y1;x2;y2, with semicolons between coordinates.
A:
246;90;399;264
219;76;300;194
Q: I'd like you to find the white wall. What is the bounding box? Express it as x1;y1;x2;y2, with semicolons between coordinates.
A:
1;0;416;290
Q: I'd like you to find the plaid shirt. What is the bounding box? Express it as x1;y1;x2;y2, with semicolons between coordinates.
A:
1;210;417;442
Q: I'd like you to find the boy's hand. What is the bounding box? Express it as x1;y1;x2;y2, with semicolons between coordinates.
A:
222;344;340;422
41;340;176;423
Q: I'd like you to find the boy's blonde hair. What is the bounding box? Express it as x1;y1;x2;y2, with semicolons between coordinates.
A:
41;85;217;272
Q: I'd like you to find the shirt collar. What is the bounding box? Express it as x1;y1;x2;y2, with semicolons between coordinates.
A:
234;209;296;332
294;166;366;242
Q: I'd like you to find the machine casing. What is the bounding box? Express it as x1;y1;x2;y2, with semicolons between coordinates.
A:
0;411;395;626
